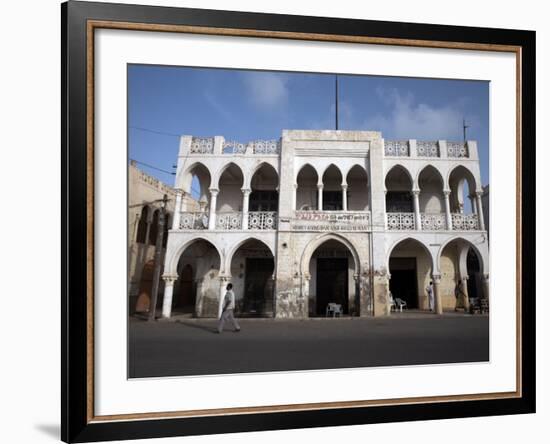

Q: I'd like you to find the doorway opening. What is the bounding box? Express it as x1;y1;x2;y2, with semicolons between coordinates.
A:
389;257;419;309
243;258;275;316
316;257;349;316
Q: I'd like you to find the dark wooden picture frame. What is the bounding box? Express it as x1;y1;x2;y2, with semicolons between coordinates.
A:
62;1;536;442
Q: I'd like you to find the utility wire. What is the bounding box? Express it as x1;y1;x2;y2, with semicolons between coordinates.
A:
129;126;180;137
130;159;175;175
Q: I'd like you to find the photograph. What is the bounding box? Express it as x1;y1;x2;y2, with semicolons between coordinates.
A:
127;65;491;378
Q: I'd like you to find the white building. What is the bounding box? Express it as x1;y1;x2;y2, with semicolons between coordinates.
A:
160;130;489;319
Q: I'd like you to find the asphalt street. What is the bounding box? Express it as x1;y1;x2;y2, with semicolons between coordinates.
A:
128;314;489;378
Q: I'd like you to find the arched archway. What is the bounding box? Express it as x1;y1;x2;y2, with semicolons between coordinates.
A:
182;162;212;203
385;165;414;213
418;165;445;213
387;237;434;310
346;165;369;211
321;164;344;210
296;164;319;211
170;238;222;317
302;235;361;317
248;163;279;229
448;165;478;214
227;238;275;317
135;260;155;313
438;237;487;311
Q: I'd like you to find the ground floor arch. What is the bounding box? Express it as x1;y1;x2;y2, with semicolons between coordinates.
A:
135;260;155;313
165;238;222;318
438;237;488;312
305;237;360;317
228;238;275;317
387;238;434;311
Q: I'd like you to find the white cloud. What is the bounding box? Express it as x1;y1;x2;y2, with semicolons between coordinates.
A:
241;72;289;108
363;88;466;140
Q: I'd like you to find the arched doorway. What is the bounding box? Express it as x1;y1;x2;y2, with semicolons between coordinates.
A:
135;260;155;313
172;238;221;317
228;238;274;317
467;248;482;300
308;239;358;316
388;238;433;310
438;238;485;311
173;264;195;314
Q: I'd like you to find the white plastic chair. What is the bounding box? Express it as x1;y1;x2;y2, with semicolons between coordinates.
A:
326;303;343;317
388;293;396;312
395;297;407;312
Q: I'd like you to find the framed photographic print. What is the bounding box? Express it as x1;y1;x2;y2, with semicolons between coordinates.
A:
62;0;536;442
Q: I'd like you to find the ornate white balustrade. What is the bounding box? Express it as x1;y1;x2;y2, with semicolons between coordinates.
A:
222;140;247;154
190;137;214;154
420;213;446;231
221;139;280;154
451;213;479;230
179;212;209;230
248;211;277;230
417;141;440;157
386;212;416;230
292;211;371;231
215;212;243;230
447;142;469;158
384;140;409;156
250;140;280;154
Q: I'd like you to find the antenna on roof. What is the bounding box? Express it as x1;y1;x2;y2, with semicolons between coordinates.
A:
462;118;469;144
335;74;339;131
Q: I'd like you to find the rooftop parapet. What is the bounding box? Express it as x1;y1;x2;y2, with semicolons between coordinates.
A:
180;135;281;156
383;139;478;160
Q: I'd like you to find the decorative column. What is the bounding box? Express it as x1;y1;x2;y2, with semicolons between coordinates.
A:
412;189;421;230
161;275;177;318
218;276;230;319
433;274;443;314
461;276;470;312
292;183;297;211
317;184;324;211
443;190;453;230
208;188;219;230
385;273;392;315
342;184;348;211
302;273;311;317
476;191;486;231
469;195;477;215
172;189;183;230
241;188;251;230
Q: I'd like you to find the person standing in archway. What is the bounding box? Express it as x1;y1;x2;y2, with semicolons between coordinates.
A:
217;283;241;333
426;281;434;311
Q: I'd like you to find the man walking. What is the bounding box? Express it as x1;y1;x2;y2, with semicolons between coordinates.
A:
217;283;241;333
426;281;434;311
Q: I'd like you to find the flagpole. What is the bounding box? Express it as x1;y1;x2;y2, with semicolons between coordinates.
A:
335;74;339;130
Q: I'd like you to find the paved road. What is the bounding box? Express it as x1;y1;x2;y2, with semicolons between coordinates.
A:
128;315;489;378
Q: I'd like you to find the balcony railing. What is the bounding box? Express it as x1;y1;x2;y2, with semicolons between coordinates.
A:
248;211;277;230
451;213;479;230
386;212;416;230
216;212;243;230
179;212;209;230
420;213;446;231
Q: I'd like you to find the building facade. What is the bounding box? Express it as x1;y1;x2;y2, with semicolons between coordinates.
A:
160;130;489;319
128;161;198;313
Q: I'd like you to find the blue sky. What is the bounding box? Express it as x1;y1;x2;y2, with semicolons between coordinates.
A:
128;64;489;188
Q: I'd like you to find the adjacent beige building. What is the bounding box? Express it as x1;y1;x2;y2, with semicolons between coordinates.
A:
128;161;198;313
159;130;489;319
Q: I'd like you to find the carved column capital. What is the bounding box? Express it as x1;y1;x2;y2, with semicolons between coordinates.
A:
432;274;442;284
161;274;178;283
317;183;324;190
241;188;252;195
